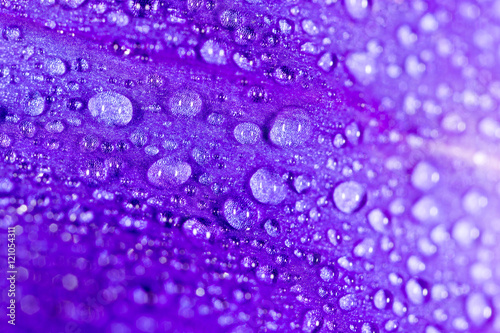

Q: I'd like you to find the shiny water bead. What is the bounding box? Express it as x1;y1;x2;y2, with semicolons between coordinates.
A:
24;94;46;116
61;0;85;8
130;130;148;147
200;39;228;65
452;218;480;247
147;158;192;188
346;52;376;85
264;219;280;237
319;266;336;282
183;218;211;241
294;174;311;193
411;161;440;191
249;168;287;205
2;25;22;41
373;289;392;310
234;122;261;144
220;9;243;30
339;294;357;311
411;196;439;223
302;19;319;36
345;0;370;20
302;310;323;333
45;120;64;133
367;208;389;232
345;121;361;145
466;292;493;327
317;52;337;72
269;107;311;148
405;278;430;305
462;189;488;215
223;197;258;230
169;90;202;117
256;265;276;284
333;181;366;214
88;91;133;126
45;57;66;76
333;133;346;148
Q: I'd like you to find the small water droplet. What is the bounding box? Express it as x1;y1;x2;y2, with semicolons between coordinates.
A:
88;91;133;126
147;158;192;188
333;181;366;214
249;168;287;205
270;107;311;148
169;90;202;117
234;122;261;144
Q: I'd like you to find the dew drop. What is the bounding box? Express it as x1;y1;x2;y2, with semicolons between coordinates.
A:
411;161;440;191
302;310;323;333
223;197;258;230
2;25;22;41
339;294;357;311
346;52;376;85
269;107;311;148
183;218;211;241
255;265;276;284
333;181;366;214
249;168;287;205
234;122;261;144
452;218;480;247
373;289;392;310
45;57;66;76
367;208;389;232
264;219;280;237
466;292;493;327
411;196;439;223
200;39;228;65
405;278;430;305
88;91;133;126
45;120;64;133
24;93;46;116
169;90;202;117
345;0;370;20
147;158;192;188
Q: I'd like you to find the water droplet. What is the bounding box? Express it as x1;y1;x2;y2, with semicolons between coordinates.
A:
367;208;389;232
452;218;480;247
333;133;346;148
61;0;85;8
411;196;439;223
346;52;376;85
255;265;276;284
361;323;378;333
169;90;202;117
294;174;311;193
345;122;362;145
462;189;488;215
269;107;311;148
2;25;22;41
24;93;46;116
339;294;357;311
301;19;319;36
220;9;243;30
264;219;280;237
249;168;287;205
223;197;258;230
183;218;211;241
466;292;493;327
45;120;64;133
147;158;192;188
373;289;392;310
200;39;228;65
45;57;66;76
302;310;323;333
130;130;148;147
234;122;261;144
345;0;370;20
88;91;133;126
333;181;366;214
19;121;36;138
405;278;430;305
411;161;440;191
319;266;336;282
317;52;337;72
353;238;375;257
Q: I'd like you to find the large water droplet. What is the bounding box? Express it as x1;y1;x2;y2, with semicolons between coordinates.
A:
373;289;392;310
24;93;46;116
367;208;389;232
223;197;258;230
45;57;66;76
411;196;439;223
147;158;192;188
339;294;357;311
200;39;228;65
249;168;287;205
466;292;493;327
183;218;211;241
302;310;323;333
269;107;311;148
333;181;366;214
88;91;133;126
452;218;480;247
345;0;370;20
405;278;430;305
169;90;202;117
411;161;440;191
234;122;261;144
346;52;376;85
